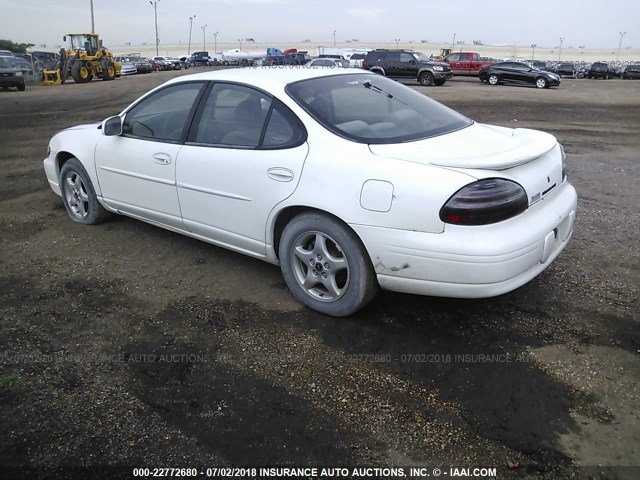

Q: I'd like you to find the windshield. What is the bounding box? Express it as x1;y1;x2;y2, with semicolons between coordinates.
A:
287;74;471;144
412;52;431;62
0;57;15;68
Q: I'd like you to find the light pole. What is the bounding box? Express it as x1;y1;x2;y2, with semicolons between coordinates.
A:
238;38;242;51
201;24;207;51
90;0;95;33
395;38;400;50
617;31;626;61
213;31;218;54
188;15;196;55
558;37;565;61
333;30;336;47
452;32;456;51
531;44;537;60
149;1;160;57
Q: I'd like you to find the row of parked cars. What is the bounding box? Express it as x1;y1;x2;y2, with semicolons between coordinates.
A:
529;60;640;79
114;54;191;76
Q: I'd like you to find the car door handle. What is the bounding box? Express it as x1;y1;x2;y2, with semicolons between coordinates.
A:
267;167;294;182
153;153;172;165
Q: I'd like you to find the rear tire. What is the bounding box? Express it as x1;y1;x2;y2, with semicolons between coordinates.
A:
279;213;378;317
418;71;434;86
60;158;112;225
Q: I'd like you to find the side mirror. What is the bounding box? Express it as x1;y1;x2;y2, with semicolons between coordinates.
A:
63;36;67;42
103;116;123;136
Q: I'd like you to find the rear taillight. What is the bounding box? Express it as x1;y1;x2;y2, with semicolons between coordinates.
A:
560;143;567;180
440;178;528;225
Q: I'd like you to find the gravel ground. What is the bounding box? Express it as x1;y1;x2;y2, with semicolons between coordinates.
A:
0;69;638;479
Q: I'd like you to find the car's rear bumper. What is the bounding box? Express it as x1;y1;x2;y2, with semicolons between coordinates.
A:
351;181;577;298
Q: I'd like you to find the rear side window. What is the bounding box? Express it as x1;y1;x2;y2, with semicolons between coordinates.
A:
194;83;272;147
190;82;306;149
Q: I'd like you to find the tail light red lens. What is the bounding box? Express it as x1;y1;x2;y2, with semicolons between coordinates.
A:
440;178;528;225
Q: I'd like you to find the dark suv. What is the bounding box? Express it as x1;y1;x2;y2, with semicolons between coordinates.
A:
362;50;452;86
587;62;615;79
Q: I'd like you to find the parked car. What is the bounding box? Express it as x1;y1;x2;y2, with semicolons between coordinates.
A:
553;63;576;77
348;53;367;68
118;55;153;74
134;57;153;74
587;62;615;79
442;52;496;76
0;56;26;91
479;62;561;88
527;60;547;71
190;51;211;67
306;58;350;68
362;49;453;86
152;56;174;71
43;68;576;316
7;56;33;76
114;56;138;76
622;64;640;79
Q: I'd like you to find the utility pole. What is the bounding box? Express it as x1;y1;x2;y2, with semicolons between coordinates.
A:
213;32;218;54
333;30;336;47
558;37;565;61
201;25;207;52
238;38;243;51
90;0;95;33
617;31;626;61
149;1;160;57
452;32;456;51
188;15;196;55
395;38;400;50
531;44;537;60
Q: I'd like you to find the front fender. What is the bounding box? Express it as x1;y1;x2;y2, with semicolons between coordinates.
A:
49;124;102;195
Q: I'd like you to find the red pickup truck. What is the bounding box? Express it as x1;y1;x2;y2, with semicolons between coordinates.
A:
442;52;496;76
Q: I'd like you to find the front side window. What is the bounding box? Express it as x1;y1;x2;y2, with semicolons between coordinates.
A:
287;74;471;144
123;82;204;141
412;52;430;62
400;53;414;64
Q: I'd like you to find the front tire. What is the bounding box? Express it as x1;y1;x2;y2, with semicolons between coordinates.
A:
101;60;116;80
60;158;111;225
488;74;500;85
434;79;446;86
71;61;91;83
418;72;434;86
535;77;548;89
279;213;378;317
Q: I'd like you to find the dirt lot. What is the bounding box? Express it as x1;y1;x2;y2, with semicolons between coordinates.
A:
0;69;638;479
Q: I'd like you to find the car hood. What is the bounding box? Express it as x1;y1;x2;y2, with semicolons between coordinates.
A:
59;123;101;134
368;123;557;170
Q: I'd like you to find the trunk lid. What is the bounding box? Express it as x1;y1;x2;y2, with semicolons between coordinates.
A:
368;123;557;170
369;123;563;206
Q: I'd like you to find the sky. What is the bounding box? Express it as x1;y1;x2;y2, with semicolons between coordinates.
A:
0;0;638;50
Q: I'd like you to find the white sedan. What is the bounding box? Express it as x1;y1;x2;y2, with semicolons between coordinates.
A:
43;68;577;317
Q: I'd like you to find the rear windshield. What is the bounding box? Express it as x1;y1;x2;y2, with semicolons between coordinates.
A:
286;74;471;144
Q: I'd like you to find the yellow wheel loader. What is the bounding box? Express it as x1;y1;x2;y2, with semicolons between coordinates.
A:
54;33;117;84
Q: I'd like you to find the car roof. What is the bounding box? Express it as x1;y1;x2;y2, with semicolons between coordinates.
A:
163;67;371;90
